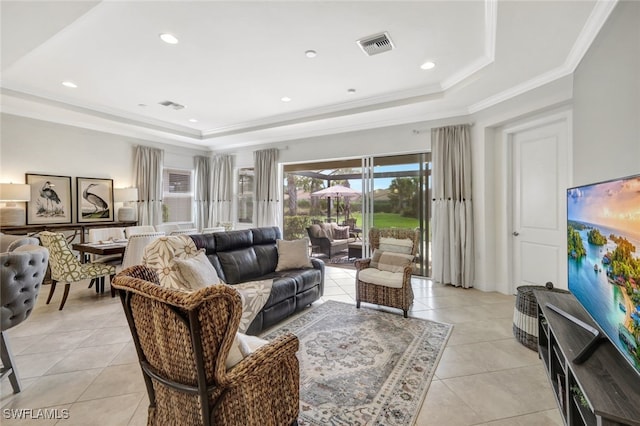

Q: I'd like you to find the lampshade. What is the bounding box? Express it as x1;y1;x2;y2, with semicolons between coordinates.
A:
114;188;138;202
0;183;31;202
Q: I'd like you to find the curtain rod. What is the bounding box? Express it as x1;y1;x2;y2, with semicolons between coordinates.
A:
412;122;475;135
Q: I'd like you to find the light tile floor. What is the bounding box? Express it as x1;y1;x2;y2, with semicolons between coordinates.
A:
1;266;563;425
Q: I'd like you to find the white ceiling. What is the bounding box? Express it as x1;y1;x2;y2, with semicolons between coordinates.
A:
0;1;615;150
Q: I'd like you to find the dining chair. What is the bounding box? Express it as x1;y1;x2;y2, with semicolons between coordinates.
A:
154;223;181;234
169;228;198;236
87;227;126;263
202;227;226;234
39;231;116;310
120;232;164;270
1;245;49;393
125;225;156;238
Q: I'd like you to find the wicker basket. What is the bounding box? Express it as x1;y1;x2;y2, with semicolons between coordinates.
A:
513;284;569;351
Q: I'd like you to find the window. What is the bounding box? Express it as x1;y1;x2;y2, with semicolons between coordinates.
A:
162;168;193;223
237;168;254;223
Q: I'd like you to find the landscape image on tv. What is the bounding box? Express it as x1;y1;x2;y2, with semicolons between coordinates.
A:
567;175;640;374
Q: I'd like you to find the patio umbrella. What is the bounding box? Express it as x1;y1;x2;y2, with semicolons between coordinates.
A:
311;184;361;223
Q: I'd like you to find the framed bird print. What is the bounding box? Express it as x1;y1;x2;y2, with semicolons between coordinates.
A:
76;177;114;223
25;173;73;225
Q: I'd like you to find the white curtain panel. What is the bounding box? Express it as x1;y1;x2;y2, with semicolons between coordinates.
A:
253;148;280;227
210;154;233;227
431;124;474;288
133;146;164;226
194;155;213;231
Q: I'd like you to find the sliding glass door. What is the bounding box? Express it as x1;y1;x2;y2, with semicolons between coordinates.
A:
283;152;431;277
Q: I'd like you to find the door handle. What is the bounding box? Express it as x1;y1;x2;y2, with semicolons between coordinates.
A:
512;232;520;236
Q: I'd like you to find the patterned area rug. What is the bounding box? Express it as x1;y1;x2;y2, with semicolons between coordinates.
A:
261;300;453;425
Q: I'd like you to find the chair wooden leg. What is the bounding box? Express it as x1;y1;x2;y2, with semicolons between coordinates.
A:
88;278;96;289
99;277;105;293
110;274;116;297
0;331;21;393
403;310;408;318
46;281;57;305
59;283;71;310
356;300;361;309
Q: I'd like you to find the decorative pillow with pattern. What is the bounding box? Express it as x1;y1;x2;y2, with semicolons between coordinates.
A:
379;237;414;255
370;249;414;273
275;238;313;271
142;235;200;289
235;279;273;333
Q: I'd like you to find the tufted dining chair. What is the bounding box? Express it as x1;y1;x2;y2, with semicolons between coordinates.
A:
1;245;49;393
39;231;116;310
354;228;420;317
113;265;300;425
87;227;126;264
125;225;156;238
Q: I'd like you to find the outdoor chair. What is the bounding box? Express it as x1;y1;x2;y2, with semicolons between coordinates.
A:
355;227;420;317
1;245;49;393
39;231;116;309
113;265;300;426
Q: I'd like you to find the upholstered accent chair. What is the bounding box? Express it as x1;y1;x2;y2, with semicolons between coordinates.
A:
39;231;116;310
1;245;49;393
113;265;300;426
355;227;420;317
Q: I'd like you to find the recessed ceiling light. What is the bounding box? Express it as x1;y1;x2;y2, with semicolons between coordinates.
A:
281;97;292;102
347;88;356;94
305;50;317;58
61;81;77;88
188;118;198;123
420;61;436;70
159;33;179;44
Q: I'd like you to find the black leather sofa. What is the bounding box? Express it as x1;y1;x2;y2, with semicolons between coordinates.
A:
189;227;324;335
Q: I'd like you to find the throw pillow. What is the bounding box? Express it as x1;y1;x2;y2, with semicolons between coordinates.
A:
172;249;220;290
370;249;414;273
320;223;334;241
226;333;245;370
379;237;414;255
333;226;350;240
308;224;324;238
225;333;269;370
143;235;200;289
235;279;273;333
275;238;313;271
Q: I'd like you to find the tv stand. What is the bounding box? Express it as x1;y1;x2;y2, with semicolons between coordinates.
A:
534;291;640;426
544;302;605;364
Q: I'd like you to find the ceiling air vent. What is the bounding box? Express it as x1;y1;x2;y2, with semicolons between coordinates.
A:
158;100;185;110
356;31;394;56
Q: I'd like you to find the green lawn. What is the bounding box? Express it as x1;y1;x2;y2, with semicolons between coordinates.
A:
350;212;419;229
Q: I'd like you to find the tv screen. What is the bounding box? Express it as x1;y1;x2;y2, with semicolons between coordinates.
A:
567;174;640;375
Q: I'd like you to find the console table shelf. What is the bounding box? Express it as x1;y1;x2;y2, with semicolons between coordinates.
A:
1;222;136;243
534;291;640;426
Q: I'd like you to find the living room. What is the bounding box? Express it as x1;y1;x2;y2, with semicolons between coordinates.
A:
1;1;639;425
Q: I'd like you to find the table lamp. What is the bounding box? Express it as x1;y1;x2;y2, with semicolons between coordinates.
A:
114;188;138;222
0;183;31;226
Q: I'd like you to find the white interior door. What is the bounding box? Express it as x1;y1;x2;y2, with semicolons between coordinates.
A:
509;115;570;293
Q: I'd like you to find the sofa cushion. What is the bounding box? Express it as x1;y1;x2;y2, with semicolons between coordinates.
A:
217;247;261;284
308;224;323;238
275;238;313;271
358;268;404;288
172;250;221;290
320;223;334;240
379;237;414;254
370;249;414;273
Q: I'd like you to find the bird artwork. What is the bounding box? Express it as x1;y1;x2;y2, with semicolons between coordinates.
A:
82;183;109;218
39;181;62;216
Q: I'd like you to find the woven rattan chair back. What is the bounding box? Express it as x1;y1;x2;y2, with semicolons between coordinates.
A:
369;227;420;256
113;265;300;426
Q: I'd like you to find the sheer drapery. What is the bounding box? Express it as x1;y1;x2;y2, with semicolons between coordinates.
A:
194;156;213;230
133;146;164;226
253;148;280;227
210;155;233;227
431;124;474;288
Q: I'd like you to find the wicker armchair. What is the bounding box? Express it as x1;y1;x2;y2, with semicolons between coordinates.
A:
112;265;300;426
354;228;420;318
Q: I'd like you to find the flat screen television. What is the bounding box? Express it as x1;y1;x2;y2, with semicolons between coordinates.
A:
567;174;640;375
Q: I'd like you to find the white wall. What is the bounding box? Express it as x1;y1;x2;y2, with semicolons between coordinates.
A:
0;113;208;188
572;0;640;185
